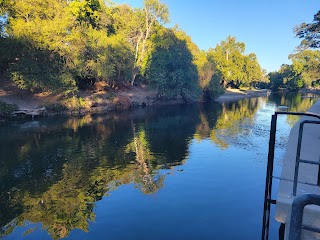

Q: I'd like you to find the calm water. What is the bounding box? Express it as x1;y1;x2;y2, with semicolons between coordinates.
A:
0;93;318;240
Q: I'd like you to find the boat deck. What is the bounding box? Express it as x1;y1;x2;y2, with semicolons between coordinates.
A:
275;100;320;240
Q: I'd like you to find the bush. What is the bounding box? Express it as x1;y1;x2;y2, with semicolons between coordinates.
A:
44;102;67;112
0;101;17;116
63;96;91;110
44;97;92;113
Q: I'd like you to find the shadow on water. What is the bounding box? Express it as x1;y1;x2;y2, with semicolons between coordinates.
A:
0;93;319;239
0;104;200;238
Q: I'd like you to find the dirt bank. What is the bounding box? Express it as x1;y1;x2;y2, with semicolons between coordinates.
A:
0;78;183;117
215;88;270;102
0;78;270;118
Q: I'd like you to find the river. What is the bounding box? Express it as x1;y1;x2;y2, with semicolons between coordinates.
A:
0;93;319;239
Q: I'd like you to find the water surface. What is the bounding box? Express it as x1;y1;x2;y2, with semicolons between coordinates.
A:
0;93;318;239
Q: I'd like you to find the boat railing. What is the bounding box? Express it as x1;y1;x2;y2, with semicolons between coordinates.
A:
261;112;320;240
288;194;320;240
292;119;320;196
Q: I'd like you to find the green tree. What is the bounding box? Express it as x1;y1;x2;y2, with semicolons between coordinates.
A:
0;0;77;93
269;50;320;91
65;26;114;89
295;10;320;49
207;36;264;89
289;50;320;88
243;53;263;87
0;0;137;92
145;28;199;100
208;36;245;87
172;27;219;99
279;64;303;90
268;71;284;91
130;0;169;85
70;0;107;29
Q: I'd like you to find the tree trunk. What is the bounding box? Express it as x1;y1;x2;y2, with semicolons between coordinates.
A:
180;91;190;103
131;73;137;86
131;66;140;86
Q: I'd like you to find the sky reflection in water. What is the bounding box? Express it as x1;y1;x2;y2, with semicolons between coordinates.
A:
0;93;318;239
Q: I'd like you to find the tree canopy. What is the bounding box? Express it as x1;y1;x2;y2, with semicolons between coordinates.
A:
207;36;265;89
295;10;320;49
264;9;320;92
267;49;320;91
0;0;266;100
145;27;199;100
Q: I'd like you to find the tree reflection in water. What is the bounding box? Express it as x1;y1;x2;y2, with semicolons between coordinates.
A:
269;93;317;127
194;98;261;149
0;105;196;238
0;93;318;239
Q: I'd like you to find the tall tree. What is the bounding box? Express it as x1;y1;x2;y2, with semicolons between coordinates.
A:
0;0;77;93
131;0;169;85
208;36;245;87
279;64;303;90
268;50;320;91
70;0;105;29
295;10;320;49
289;50;320;88
268;71;283;91
173;27;215;91
145;28;199;100
207;36;263;88
243;53;263;87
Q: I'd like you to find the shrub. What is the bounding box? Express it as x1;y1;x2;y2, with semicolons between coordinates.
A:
0;101;17;116
63;96;91;110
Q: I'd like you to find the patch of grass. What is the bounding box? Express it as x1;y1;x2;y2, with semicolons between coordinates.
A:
92;94;104;101
106;92;116;100
44;96;91;112
63;96;91;110
0;101;17;116
44;102;67;112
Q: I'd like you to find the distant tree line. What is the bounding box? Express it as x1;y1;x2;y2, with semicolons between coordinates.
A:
267;10;320;91
0;0;267;100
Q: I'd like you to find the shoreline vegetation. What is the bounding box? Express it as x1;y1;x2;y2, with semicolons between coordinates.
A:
0;0;271;121
0;76;270;119
0;1;319;120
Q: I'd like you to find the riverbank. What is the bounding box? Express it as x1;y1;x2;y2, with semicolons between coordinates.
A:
215;88;270;102
0;77;189;118
298;88;320;94
0;78;270;119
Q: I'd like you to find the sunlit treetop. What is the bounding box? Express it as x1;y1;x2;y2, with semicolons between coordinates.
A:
295;10;320;49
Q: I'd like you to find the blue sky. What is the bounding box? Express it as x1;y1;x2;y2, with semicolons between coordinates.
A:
114;0;320;73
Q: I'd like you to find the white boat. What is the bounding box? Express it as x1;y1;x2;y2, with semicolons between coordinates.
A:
262;99;320;240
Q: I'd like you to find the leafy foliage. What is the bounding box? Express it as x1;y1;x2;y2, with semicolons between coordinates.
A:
295;10;320;49
145;28;199;100
268;71;284;91
207;36;265;89
0;0;266;99
267;9;320;92
70;0;105;29
0;101;17;116
289;50;320;88
6;38;76;93
268;10;320;91
267;50;320;91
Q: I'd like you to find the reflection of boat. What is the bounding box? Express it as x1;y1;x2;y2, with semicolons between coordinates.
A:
14;121;42;129
262;100;320;240
278;105;289;110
